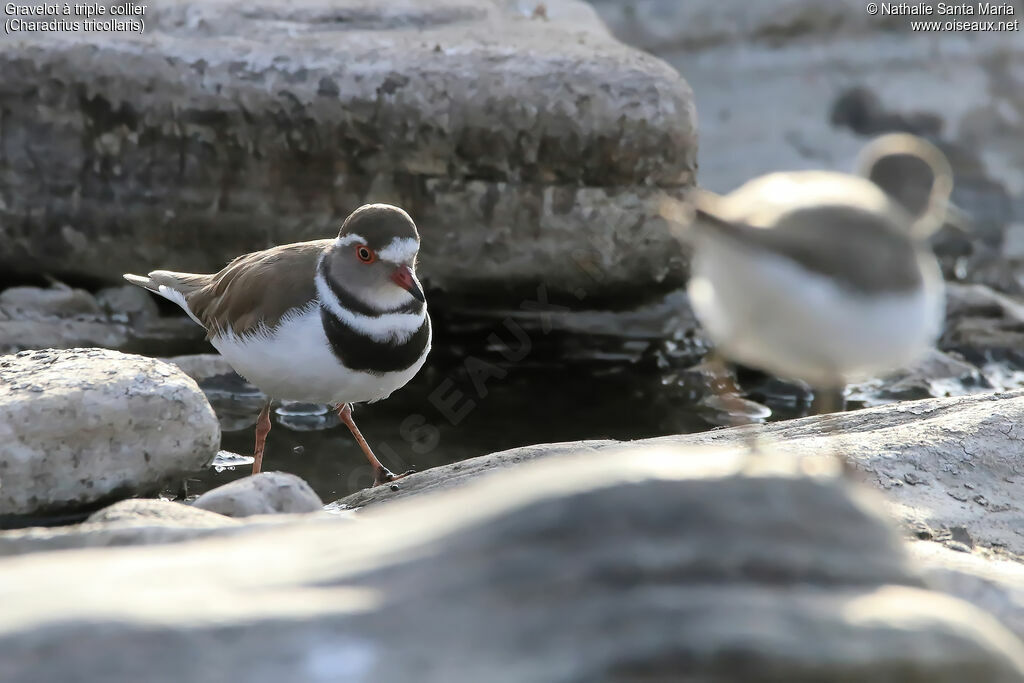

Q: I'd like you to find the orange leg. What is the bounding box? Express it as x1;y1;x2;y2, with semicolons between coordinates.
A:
336;403;414;487
251;402;272;474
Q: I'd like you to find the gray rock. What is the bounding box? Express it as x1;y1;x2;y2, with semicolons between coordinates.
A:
660;390;1024;562
337;438;618;510
911;541;1024;642
1;448;1023;682
0;284;103;317
335;391;1024;561
590;0;882;54
847;348;992;405
95;284;161;322
86;498;232;526
0;284;128;353
0;499;239;556
942;282;1024;362
0;307;132;355
192;472;324;518
0;0;696;309
0;348;220;518
0;520;238;557
0;284;206;356
162;354;237;383
0;498;343;556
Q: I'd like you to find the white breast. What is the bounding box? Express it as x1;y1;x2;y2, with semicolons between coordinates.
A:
209;304;430;405
689;236;945;386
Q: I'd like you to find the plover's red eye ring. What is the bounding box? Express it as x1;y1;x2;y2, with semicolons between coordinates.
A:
355;246;376;264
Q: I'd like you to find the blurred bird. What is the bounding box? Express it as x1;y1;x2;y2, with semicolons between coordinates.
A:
125;204;430;485
672;134;954;414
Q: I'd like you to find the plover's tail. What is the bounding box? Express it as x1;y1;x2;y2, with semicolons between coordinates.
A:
123;270;209;326
686;188;755;245
658;188;747;245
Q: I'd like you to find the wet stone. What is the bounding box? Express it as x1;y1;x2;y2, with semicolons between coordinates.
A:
192;472;324;518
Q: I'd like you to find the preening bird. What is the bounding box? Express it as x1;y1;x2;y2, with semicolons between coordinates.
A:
675;134;954;414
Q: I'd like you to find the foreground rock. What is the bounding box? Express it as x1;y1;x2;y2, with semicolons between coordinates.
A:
1;448;1022;682
0;499;239;556
0;0;695;309
336;391;1024;560
87;499;232;526
0;349;220;519
0;498;341;556
911;541;1024;642
192;472;324;518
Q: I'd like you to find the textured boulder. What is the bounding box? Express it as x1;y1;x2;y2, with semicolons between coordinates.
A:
161;354;236;384
911;541;1024;642
1;448;1023;682
0;348;220;519
192;472;324;518
86;498;230;525
0;0;696;308
335;391;1024;560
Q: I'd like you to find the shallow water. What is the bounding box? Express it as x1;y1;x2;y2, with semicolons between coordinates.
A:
176;303;1024;504
182;316;812;502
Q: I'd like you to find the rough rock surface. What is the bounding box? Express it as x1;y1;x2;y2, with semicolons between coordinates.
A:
911;541;1024;642
847;347;992;406
86;498;231;526
0;348;220;519
0;499;343;556
192;472;324;518
942;282;1024;364
161;354;236;383
591;0;1024;292
336;391;1024;560
0;0;696;308
0;284;205;356
1;448;1023;682
0;499;238;555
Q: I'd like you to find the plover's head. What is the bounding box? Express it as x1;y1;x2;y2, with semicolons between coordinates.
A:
323;203;425;309
855;133;954;238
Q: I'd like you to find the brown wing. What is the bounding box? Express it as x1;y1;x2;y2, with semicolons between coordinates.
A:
186;240;332;337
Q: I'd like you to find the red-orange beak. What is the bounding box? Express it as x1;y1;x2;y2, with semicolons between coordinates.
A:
390;265;425;302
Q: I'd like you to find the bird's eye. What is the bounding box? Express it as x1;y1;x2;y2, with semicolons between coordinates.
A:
355;246;376;264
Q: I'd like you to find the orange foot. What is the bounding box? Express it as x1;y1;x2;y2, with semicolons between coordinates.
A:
373;466;416;487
